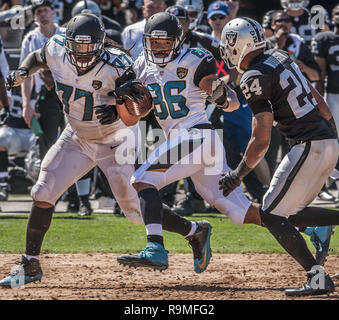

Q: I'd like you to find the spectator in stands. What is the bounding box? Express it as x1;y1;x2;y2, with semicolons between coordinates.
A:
122;0;167;60
266;10;321;82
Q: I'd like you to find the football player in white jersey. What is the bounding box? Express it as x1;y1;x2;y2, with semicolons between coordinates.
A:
0;13;146;288
117;12;262;272
0;12;216;288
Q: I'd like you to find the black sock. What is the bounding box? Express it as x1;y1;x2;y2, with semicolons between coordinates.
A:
138;188;163;246
26;205;54;256
162;203;192;236
0;150;8;173
289;206;339;227
79;194;90;204
261;210;317;271
147;235;164;247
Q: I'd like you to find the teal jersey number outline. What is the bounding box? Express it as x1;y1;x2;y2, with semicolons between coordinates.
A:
52;34;66;46
148;81;189;120
56;81;94;121
191;48;210;59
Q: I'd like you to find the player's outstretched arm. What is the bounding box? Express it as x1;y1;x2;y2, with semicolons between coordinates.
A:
219;111;273;197
6;49;48;89
199;74;240;112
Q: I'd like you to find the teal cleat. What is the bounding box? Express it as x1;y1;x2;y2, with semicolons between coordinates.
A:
117;242;168;271
186;221;212;273
0;256;43;288
304;226;334;266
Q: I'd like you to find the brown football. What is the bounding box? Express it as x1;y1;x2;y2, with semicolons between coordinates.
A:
124;83;154;117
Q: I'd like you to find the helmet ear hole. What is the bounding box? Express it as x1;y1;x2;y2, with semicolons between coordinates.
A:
233;49;237;55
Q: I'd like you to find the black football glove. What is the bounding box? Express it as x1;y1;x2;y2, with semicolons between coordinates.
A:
0;106;10;125
108;80;144;104
6;68;29;90
218;170;242;197
218;160;252;197
94;104;118;125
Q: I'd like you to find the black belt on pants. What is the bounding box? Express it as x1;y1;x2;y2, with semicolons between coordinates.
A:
191;123;215;130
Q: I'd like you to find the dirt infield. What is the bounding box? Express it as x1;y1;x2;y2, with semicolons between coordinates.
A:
0;253;338;300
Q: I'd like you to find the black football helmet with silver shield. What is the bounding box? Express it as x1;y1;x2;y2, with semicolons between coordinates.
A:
143;12;183;66
65;13;105;72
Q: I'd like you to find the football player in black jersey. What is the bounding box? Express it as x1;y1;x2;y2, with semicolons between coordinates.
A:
312;4;339;123
311;2;339;250
281;0;330;47
219;17;339;296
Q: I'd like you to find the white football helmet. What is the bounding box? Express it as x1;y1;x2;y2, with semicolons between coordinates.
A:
175;0;204;30
280;0;309;11
220;17;266;73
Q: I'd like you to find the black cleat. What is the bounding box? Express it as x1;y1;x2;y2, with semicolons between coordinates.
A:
285;268;335;297
186;221;212;273
77;196;92;217
0;256;43;288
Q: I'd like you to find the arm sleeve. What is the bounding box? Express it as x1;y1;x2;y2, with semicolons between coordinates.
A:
193;55;218;87
240;72;273;115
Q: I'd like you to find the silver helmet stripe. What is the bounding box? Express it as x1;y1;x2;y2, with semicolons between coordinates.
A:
242;17;262;44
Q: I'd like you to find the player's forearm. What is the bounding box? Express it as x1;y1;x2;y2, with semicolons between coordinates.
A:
243;136;270;169
303;65;320;82
21;76;34;105
307;79;332;120
225;86;240;112
20;50;47;76
243;112;273;169
315;79;325;96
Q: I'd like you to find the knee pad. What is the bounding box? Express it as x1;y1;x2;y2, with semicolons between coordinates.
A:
213;189;250;226
31;182;50;202
214;198;245;225
31;179;55;204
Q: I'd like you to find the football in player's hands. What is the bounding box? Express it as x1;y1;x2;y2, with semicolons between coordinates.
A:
109;80;154;117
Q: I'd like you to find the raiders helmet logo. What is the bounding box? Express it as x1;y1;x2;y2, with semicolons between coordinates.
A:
92;80;102;90
177;67;188;79
225;31;238;47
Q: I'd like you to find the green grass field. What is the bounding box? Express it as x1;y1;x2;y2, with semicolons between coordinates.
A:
0;212;338;254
